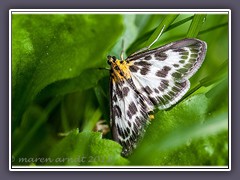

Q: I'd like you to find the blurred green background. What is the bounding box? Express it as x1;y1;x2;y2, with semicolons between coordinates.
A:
11;13;229;166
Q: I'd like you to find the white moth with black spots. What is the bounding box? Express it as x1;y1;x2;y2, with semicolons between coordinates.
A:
107;38;207;156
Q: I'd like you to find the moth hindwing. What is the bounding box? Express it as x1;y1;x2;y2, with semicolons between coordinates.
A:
108;38;207;156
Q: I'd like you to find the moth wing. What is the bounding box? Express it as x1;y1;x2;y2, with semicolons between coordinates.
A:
110;77;154;156
127;38;207;109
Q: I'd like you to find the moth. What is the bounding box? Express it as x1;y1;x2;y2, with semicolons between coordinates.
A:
107;38;207;156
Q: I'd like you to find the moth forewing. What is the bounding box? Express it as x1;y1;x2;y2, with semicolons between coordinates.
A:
108;38;207;156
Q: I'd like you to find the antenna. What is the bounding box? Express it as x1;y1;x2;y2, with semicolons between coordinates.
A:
120;39;124;61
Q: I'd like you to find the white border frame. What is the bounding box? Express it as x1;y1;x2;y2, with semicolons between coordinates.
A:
9;9;231;171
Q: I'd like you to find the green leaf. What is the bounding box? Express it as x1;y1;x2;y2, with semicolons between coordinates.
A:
49;130;128;165
36;68;109;100
94;78;111;124
12;14;124;131
130;92;228;165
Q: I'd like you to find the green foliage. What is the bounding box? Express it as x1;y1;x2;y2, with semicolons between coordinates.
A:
12;13;229;166
49;130;128;165
12;14;123;130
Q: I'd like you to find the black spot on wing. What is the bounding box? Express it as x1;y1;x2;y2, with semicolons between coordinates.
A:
158;79;169;91
138;89;154;107
126;127;130;134
141;86;153;95
173;48;186;53
144;55;152;60
113;105;122;118
115;85;123;98
127;110;132;119
123;129;129;139
124;140;131;148
168;89;177;97
138;98;148;112
160;82;168;89
144;86;153;94
127;120;131;127
134;61;151;67
172;85;180;92
164;81;188;100
156;66;171;77
149;96;158;105
155;52;167;61
134;119;141;128
162;79;169;85
122;87;130;97
132;124;138;135
140;67;150;75
164;66;171;71
158;85;164;92
159;95;167;105
156;70;167;77
126;78;136;90
129;65;139;72
154;88;159;93
129;102;138;116
117;124;124;138
177;81;187;88
163;94;171;102
112;94;117;102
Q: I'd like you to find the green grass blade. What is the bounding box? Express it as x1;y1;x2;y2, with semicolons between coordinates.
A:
82;108;102;132
187;14;207;38
127;15;193;55
144;14;179;47
13;97;61;157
